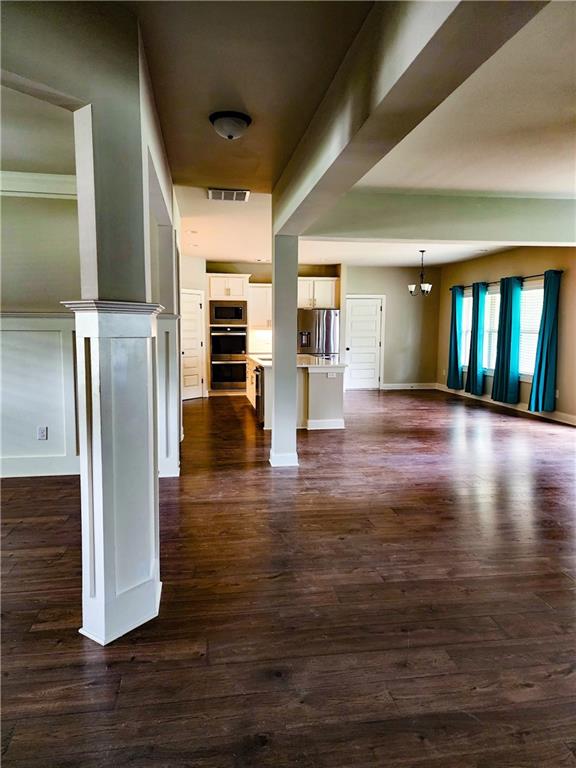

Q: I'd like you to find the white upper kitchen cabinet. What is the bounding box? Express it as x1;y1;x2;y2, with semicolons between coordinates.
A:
298;277;339;309
208;274;250;300
313;278;338;309
248;284;272;329
298;278;315;309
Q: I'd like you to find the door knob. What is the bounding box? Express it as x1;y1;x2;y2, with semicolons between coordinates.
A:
346;347;350;351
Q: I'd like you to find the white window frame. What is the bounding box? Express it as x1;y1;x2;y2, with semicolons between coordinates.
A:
462;280;544;383
518;278;544;382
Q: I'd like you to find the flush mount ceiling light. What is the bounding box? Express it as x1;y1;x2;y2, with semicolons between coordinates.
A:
209;111;252;141
408;250;433;296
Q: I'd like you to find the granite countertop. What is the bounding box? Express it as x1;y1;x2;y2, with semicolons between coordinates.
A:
247;353;347;372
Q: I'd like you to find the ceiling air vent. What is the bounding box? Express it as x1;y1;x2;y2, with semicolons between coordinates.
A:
207;188;250;203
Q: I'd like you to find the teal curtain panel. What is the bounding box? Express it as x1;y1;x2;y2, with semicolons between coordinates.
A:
492;276;522;404
447;285;464;390
465;281;488;396
529;269;563;412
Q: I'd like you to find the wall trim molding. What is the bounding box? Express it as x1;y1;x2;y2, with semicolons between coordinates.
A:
306;418;345;430
1;311;72;320
435;383;576;427
0;171;77;199
379;383;438;391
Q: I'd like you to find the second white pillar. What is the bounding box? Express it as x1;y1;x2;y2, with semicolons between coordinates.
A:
270;235;299;467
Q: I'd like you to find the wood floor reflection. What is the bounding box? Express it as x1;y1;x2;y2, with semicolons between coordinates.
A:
2;391;576;767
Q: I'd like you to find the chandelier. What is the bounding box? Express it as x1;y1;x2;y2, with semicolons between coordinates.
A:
408;250;432;296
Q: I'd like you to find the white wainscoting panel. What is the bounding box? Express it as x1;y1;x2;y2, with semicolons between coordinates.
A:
0;314;79;477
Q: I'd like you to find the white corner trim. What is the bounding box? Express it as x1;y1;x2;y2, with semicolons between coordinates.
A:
379;383;438;390
306;418;345;430
0;171;77;199
269;451;299;467
435;383;576;427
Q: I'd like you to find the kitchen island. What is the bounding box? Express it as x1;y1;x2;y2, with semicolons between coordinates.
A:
246;354;347;430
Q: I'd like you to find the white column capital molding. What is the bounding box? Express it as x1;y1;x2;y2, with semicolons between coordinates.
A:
62;300;164;338
62;300;163;315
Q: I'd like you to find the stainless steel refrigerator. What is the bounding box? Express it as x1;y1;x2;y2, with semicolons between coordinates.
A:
297;309;340;355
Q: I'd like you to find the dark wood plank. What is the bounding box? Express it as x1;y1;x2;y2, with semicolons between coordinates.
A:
2;391;576;766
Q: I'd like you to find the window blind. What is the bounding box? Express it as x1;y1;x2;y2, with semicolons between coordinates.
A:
519;281;544;376
483;290;500;370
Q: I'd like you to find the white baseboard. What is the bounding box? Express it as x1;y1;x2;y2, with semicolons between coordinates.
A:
379;382;438;391
269;451;299;467
306;418;345;430
159;467;180;478
435;383;576;427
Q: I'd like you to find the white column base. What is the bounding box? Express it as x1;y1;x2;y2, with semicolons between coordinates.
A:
63;300;163;646
269;451;299;467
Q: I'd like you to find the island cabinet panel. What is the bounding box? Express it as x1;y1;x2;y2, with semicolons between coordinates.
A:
246;357;257;408
297;278;339;309
208;274;250;300
248;284;272;329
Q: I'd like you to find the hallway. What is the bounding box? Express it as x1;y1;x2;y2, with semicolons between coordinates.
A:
2;392;576;766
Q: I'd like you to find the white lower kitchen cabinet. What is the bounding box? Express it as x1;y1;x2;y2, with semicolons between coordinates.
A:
246;353;346;430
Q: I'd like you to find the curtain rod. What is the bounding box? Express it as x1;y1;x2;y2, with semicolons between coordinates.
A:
460;272;546;290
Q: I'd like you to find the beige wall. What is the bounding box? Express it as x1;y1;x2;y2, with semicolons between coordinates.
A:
180;255;206;291
437;246;576;417
347;266;441;384
1;196;80;312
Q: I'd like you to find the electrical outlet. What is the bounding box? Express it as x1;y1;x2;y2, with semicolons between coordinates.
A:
37;426;48;441
556;389;560;398
442;369;446;377
327;372;336;379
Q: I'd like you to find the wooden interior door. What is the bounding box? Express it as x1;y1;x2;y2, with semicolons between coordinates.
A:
344;297;383;390
180;289;205;399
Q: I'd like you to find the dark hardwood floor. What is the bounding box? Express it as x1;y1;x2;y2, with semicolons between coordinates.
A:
2;391;576;767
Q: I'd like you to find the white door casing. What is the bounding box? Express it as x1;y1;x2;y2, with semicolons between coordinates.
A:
180;289;206;399
344;297;384;390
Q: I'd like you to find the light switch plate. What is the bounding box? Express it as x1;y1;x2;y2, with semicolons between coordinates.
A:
37;426;48;441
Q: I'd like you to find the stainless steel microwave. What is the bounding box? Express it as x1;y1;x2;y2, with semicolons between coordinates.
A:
209;300;247;325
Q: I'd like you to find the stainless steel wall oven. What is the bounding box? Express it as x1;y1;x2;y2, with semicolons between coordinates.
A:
209;324;247;390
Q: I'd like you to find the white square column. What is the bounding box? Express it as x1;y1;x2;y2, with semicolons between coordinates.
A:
63;300;162;645
270;235;299;467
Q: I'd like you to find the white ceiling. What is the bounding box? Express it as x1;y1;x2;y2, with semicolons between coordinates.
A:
175;185;507;266
355;2;576;198
298;240;504;267
0;86;75;174
176;186;272;262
